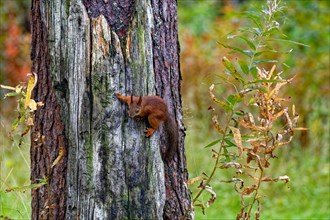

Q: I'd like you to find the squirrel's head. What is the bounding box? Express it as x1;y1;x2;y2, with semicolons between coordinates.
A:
128;96;142;118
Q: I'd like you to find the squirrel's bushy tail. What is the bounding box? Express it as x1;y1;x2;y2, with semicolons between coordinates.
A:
164;115;178;160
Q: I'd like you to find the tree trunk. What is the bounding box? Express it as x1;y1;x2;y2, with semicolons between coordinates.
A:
30;0;192;219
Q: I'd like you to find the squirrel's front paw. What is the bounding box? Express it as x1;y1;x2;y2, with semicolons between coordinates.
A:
144;128;155;137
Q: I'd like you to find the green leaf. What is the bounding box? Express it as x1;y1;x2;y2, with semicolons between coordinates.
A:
226;94;243;106
4;92;20;98
227;34;257;51
246;79;283;85
267;39;310;47
252;28;262;36
218;42;252;58
227;94;236;106
248;97;255;105
254;50;277;57
237;36;256;51
234;94;244;103
204;139;221;148
223;147;230;162
245;12;262;30
11;117;20;131
253;59;278;65
262;27;281;37
243;50;254;56
283;62;291;68
19;114;25;124
234;111;244;116
250;66;258;79
224;138;236;147
238;60;249;75
222;57;236;73
222;57;243;82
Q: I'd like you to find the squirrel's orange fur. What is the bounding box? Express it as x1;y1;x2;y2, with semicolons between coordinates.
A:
115;93;178;159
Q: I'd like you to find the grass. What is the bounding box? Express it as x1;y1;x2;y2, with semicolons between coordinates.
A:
0;111;31;220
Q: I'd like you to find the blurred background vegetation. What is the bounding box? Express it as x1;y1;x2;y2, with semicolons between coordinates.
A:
0;0;32;219
0;0;329;219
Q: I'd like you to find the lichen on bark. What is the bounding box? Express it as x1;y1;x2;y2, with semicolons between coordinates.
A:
31;0;191;219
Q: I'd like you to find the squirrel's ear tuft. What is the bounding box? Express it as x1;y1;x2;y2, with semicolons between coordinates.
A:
130;95;133;104
138;96;142;105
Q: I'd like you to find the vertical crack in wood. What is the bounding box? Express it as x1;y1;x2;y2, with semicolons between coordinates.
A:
88;11;94;220
31;0;69;218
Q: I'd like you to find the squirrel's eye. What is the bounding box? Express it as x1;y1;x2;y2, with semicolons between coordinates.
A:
135;108;140;113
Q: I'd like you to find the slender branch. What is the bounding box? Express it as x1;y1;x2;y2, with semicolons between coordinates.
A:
193;111;234;203
247;168;263;218
247;112;270;218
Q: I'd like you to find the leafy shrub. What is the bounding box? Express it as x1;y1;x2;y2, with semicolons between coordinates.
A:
182;0;328;219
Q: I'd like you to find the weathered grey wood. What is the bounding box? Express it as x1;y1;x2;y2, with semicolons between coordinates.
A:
31;0;192;219
150;0;193;218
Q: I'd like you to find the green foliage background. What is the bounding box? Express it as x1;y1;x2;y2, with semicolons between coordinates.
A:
0;0;329;219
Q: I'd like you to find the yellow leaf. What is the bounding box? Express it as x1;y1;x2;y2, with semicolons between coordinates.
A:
15;85;23;94
292;104;296;116
187;176;205;185
267;65;276;80
0;84;16;90
51;146;64;168
194;203;206;215
229;126;242;156
293;127;308;131
25;72;37;109
209;84;226;106
29;99;37;111
5;178;47;192
212;115;224;134
27;117;34;126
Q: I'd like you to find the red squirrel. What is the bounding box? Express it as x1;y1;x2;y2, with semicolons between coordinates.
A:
115;93;178;160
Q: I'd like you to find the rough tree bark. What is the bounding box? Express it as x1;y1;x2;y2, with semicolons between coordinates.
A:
31;0;192;219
